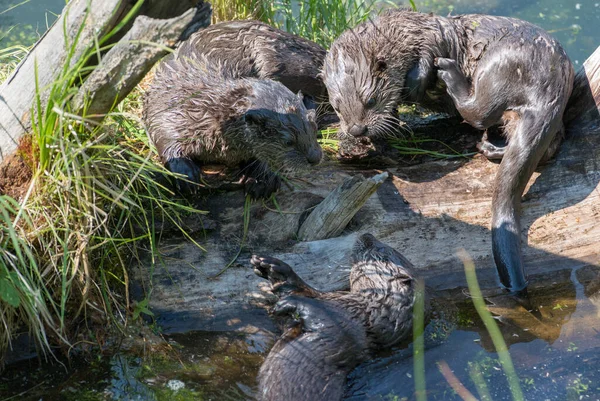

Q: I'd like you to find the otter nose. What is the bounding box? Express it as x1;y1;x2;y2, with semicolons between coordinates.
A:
307;146;322;165
348;124;368;137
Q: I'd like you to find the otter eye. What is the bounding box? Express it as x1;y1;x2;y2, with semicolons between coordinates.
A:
366;98;376;108
286;139;294;147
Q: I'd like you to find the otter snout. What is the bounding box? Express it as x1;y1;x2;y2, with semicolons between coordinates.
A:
348;124;368;137
307;146;323;164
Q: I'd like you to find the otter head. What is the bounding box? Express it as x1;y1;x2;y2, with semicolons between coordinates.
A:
322;10;437;139
351;233;417;280
243;80;322;175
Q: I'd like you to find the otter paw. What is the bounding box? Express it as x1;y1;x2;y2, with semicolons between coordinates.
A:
477;138;506;160
165;158;202;194
251;255;297;284
434;57;458;71
273;297;299;316
243;174;281;199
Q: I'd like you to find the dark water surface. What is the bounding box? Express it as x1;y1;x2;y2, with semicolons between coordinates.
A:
1;0;599;400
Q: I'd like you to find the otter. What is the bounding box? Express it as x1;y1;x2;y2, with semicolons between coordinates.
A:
252;233;422;401
322;10;575;297
143;52;323;198
178;20;328;109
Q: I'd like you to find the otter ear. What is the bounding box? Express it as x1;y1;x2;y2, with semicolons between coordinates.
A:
298;91;318;111
316;72;324;81
306;108;317;129
375;56;387;73
244;109;267;126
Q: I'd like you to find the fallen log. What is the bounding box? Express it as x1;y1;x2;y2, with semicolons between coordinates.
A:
297;172;388;241
133;46;600;335
0;0;210;160
71;3;211;116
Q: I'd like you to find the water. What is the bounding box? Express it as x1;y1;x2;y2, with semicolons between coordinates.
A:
1;0;599;400
417;0;600;65
0;0;64;47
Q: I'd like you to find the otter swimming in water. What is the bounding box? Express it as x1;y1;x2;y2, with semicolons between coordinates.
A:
322;10;575;296
143;52;323;198
178;20;328;109
252;233;422;401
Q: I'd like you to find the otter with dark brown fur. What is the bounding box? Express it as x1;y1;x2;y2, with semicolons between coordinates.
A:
143;52;322;198
252;234;421;401
179;20;328;108
322;10;575;296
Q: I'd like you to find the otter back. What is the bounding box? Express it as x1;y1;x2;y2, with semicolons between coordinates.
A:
178;20;328;103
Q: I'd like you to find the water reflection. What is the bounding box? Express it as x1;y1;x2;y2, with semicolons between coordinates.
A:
347;265;600;400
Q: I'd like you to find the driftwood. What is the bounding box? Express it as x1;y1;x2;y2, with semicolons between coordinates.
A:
72;4;211;116
298;172;388;241
0;0;210;160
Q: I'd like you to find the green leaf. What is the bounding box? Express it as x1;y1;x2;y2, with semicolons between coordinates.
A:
0;278;21;307
133;298;154;320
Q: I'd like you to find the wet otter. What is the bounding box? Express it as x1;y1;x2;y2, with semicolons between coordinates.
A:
178;20;328;108
252;233;422;401
322;10;575;296
143;52;323;198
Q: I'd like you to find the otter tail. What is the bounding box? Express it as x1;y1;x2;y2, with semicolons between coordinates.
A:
492;109;564;295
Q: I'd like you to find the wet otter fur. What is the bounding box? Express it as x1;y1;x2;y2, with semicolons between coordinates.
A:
178;20;328;108
252;234;422;401
322;10;575;296
143;52;323;198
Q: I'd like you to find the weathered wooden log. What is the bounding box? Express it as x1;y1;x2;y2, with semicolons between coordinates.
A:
132;45;600;334
297;172;388;241
0;0;208;161
0;0;126;159
72;3;211;116
565;45;600;132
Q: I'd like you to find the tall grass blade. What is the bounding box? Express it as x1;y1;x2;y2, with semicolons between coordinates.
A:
458;249;524;401
413;279;427;401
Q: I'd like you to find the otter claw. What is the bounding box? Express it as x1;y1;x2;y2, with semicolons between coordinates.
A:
273;298;299;316
251;255;296;283
243;174;281;200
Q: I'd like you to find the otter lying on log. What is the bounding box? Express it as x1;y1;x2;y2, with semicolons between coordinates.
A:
177;20;328;108
143;52;323;198
322;9;575;298
252;233;422;401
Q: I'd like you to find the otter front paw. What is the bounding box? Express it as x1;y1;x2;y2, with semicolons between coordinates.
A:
251;255;316;295
252;255;298;284
165;158;202;194
273;297;299;316
243;173;281;200
434;57;470;99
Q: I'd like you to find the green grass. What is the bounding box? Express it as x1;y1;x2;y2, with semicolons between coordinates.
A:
0;4;204;364
459;250;524;401
211;0;390;47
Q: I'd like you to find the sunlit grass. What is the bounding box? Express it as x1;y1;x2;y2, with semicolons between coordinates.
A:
413;279;427;401
211;0;390;48
458;249;524;401
0;4;204;363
